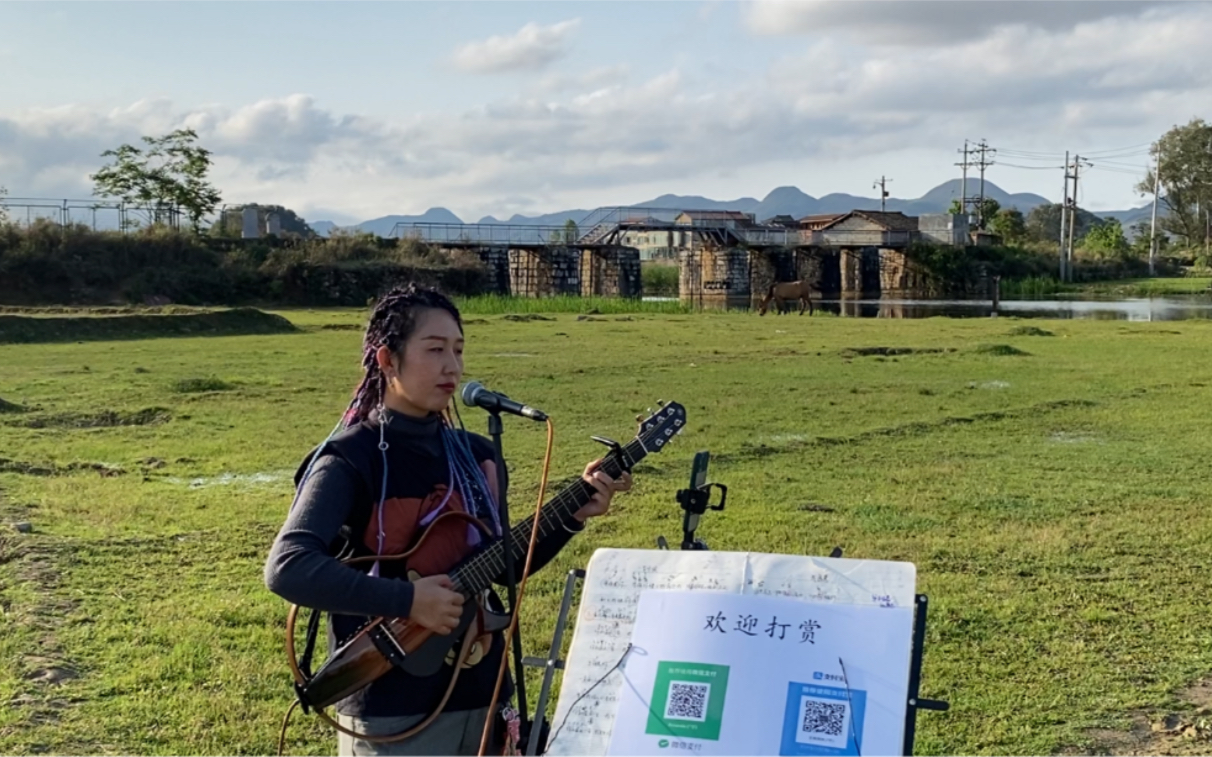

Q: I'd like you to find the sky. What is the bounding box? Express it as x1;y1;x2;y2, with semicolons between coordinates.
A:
1;0;1209;225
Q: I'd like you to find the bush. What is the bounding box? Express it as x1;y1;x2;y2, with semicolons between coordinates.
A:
0;222;490;306
641;263;679;296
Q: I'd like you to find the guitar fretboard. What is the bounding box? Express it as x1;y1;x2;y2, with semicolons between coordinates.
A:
450;437;647;595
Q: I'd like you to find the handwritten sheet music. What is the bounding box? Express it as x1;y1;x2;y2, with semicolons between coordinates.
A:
545;549;916;756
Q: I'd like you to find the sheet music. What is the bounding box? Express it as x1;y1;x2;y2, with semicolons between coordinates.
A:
545;549;916;756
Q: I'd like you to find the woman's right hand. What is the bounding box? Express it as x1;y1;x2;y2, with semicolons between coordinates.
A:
410;574;465;635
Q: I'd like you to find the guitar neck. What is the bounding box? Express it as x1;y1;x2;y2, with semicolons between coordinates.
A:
450;438;646;595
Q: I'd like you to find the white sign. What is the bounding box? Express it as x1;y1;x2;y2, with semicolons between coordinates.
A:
605;591;914;757
546;549;916;756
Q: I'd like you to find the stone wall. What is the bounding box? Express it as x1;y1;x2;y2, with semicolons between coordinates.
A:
678;247;751;309
581;246;642;297
508;248;581;297
473;248;511;295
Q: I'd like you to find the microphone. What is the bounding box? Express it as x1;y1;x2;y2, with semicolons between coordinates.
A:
460;381;548;422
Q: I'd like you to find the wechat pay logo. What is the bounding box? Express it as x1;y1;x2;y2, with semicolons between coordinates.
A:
659;739;670;748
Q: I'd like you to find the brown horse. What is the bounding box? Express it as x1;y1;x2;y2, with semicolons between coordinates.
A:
758;280;815;316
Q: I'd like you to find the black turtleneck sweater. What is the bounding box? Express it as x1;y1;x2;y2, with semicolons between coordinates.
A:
264;409;583;717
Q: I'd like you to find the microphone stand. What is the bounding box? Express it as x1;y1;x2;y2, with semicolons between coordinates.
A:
487;410;530;732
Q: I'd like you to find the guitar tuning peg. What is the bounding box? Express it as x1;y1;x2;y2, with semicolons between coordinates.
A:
656;399;666;407
635;414;644;423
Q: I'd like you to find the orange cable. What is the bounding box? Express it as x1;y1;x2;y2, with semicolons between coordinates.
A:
477;416;556;756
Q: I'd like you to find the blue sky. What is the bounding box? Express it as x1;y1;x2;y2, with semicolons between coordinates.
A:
1;1;1208;224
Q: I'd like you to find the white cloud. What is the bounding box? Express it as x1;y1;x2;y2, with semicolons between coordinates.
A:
451;19;581;74
2;4;1210;220
745;0;1175;45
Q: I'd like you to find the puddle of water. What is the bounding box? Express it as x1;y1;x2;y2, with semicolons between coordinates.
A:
965;380;1010;389
760;433;811;444
1049;432;1099;444
818;296;1212;321
164;471;289;489
671;294;1212;321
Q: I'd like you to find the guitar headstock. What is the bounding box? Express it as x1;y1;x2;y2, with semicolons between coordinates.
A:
635;400;687;453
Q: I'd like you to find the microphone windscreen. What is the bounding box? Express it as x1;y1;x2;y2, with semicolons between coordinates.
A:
460;381;483;407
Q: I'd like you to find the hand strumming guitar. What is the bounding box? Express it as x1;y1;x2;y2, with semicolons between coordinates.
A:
410;574;465;635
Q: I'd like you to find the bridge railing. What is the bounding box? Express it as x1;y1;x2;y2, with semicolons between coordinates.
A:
818;230;914;247
392;222;576;245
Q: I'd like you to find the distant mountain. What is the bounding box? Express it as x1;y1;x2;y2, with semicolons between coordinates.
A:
347;208;464;237
477;210;589;226
311;180;1157;237
310;220;338;237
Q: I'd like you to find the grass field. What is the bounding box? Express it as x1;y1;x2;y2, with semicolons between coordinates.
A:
1071;277;1212;297
3;306;1212;755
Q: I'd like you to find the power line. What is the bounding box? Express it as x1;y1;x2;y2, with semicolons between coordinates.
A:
997;162;1066;170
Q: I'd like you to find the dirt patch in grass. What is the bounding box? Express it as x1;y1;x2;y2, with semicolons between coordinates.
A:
1008;326;1055;337
318;323;361;331
0;398;28;414
1072;677;1212;755
973;343;1031;356
839;346;954;358
1;496;82;733
0;458;129;477
0;308;299;344
171;377;235;393
9;408;172;429
501;314;555;322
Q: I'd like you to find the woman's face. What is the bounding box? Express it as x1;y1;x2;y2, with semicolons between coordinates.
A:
378;308;464;417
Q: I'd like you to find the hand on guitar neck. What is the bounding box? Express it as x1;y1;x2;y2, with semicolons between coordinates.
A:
572;458;633;523
410;575;465;635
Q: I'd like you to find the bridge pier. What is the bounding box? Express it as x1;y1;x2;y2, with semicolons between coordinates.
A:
508;247;581;297
580;246;641;298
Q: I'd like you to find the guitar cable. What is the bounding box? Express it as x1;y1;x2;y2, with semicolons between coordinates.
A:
477;416;556;757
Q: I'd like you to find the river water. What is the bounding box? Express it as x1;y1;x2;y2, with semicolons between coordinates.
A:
645;295;1212;321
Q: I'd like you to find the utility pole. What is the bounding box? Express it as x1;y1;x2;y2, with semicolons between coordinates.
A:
956;140;971;216
1066;154;1090;279
1060;150;1070;281
1149;152;1160;276
873;176;891;212
974;139;996;228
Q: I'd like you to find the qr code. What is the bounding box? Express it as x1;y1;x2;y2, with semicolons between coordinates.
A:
801;700;846;737
665;681;710;722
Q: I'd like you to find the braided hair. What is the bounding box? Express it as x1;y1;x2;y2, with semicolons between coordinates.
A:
345;283;464;427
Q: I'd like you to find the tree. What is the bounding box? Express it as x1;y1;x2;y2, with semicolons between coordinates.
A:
211;204;317;239
1129;220;1169;258
0;185;8;224
1081;218;1130;259
947;197;1000;227
1024;203;1103;244
90;128;221;231
563;218;580;244
1137;117;1212;246
989;207;1026;243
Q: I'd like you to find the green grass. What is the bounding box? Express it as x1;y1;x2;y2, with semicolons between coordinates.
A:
3;311;1212;755
1072;277;1212;297
454;294;689;315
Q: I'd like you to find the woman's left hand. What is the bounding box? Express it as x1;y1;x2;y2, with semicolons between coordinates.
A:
572;459;632;522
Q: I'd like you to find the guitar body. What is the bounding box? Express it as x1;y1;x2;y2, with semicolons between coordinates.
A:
287;401;688;717
297;511;509;711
